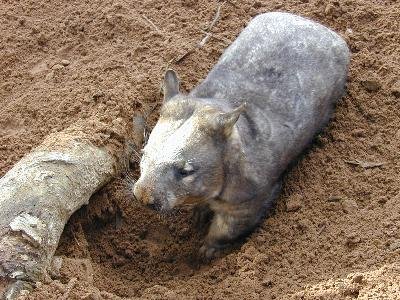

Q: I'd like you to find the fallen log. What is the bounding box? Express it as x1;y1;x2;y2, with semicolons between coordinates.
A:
0;127;120;299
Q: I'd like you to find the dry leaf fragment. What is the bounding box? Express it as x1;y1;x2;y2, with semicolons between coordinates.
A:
344;159;385;169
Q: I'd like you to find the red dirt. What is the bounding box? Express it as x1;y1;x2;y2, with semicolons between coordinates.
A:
1;0;400;299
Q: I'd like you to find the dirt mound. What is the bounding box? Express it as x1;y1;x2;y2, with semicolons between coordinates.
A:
1;0;399;299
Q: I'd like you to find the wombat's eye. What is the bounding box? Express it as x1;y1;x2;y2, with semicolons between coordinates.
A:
175;162;196;178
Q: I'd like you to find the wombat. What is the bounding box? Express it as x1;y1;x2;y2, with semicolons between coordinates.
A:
133;12;350;258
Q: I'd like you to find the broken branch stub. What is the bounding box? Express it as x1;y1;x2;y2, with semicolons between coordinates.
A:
0;131;118;297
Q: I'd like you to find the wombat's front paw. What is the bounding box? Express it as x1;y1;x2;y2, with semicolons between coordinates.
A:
192;203;213;231
198;242;225;261
199;244;219;260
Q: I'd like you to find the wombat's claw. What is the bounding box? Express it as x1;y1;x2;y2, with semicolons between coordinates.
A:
199;244;221;261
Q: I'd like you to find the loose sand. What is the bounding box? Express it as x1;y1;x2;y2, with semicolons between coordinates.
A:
1;0;399;299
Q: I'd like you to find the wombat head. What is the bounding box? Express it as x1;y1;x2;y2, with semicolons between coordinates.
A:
133;70;245;212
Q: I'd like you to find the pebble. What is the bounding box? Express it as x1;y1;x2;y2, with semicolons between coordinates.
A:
345;233;361;246
377;196;387;204
261;278;273;287
342;283;361;297
324;3;335;15
61;59;71;66
345;28;353;35
351;274;364;284
327;195;342;202
351;128;366;137
92;91;105;101
253;1;262;8
144;285;177;298
361;80;381;92
37;33;47;45
391;81;400;98
81;291;101;300
389;240;400;251
342;199;358;214
51;64;64;70
31;26;40;34
45;72;54;80
296;219;311;231
286;194;303;212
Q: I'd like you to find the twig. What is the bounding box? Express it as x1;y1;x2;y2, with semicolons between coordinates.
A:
204;2;223;32
344;159;385;169
172;2;224;64
198;33;212;48
72;232;81;247
174;49;196;64
141;14;161;33
200;29;231;44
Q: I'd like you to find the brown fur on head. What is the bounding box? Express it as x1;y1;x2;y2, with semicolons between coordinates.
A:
133;70;245;211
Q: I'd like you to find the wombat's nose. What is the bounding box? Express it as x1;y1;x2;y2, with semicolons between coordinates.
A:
133;182;154;206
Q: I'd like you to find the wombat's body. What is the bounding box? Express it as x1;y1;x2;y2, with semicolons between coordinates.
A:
134;12;350;258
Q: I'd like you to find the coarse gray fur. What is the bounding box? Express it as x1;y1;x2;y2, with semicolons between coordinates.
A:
133;12;350;258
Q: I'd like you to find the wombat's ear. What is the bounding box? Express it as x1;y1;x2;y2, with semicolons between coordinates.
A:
163;69;180;102
216;103;247;136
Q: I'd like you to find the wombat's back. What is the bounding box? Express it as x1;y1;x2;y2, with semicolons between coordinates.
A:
191;12;350;177
192;12;349;128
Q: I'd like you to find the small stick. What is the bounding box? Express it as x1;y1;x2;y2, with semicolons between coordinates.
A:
344;159;385;169
204;2;223;32
200;30;231;44
174;49;196;64
172;2;225;64
141;14;161;34
198;2;224;47
198;33;212;48
72;232;81;247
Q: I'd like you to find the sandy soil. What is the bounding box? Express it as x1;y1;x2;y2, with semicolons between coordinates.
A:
1;0;400;299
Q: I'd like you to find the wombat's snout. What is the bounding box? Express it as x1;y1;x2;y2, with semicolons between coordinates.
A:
133;181;160;210
133;181;151;204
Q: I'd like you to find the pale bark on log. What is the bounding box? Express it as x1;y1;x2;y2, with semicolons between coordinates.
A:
0;134;118;298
